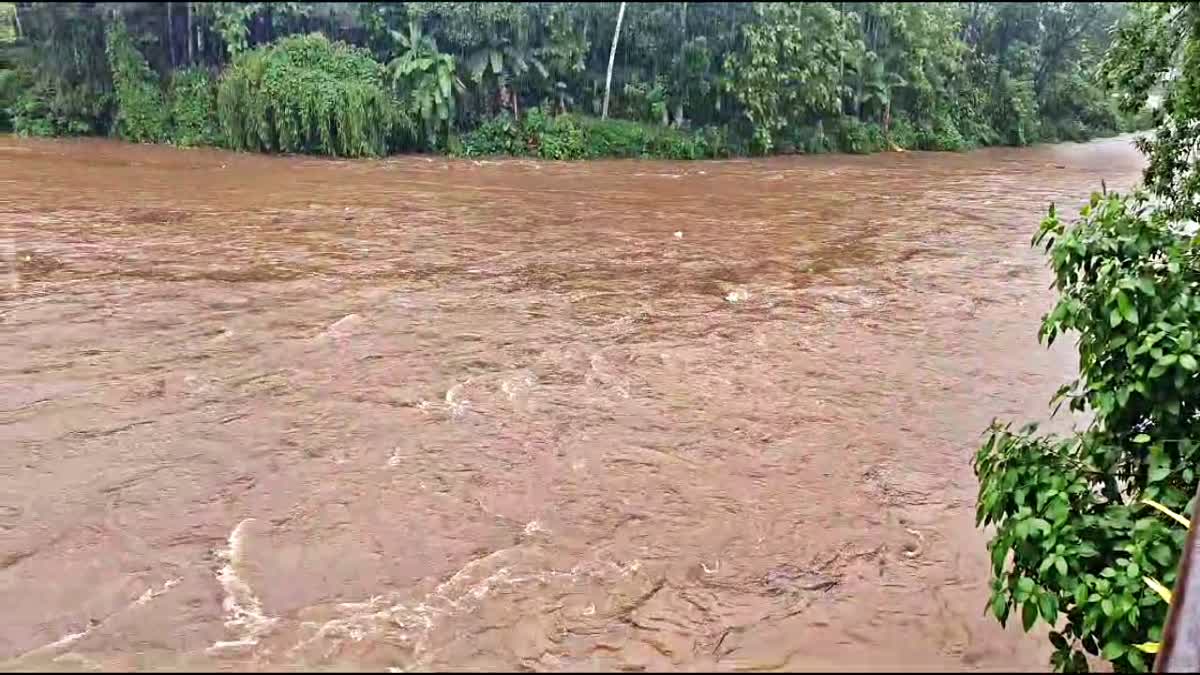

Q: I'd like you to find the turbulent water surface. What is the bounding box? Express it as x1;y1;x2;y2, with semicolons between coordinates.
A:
0;135;1145;671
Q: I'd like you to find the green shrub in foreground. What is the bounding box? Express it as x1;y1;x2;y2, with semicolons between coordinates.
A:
975;192;1200;673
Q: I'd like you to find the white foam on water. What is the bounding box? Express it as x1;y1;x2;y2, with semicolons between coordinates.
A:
725;288;750;303
586;353;630;399
500;372;536;402
9;573;184;664
34;630;90;655
444;383;470;419
134;577;181;606
287;546;587;668
208;519;277;655
386;447;404;468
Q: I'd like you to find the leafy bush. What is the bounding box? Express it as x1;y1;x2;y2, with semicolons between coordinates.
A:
887;117;918;150
523;108;587;160
916;112;967;151
620;77;669;125
1120;106;1155;133
975;192;1200;673
698;126;731;158
458;113;527;156
834;118;886;154
105;18;168;143
780;122;835;155
990;71;1040;146
572;116;649;157
459;112;725;161
12;78;110;137
0;67;31;132
168;68;218;147
217;34;396;157
574;115;724;159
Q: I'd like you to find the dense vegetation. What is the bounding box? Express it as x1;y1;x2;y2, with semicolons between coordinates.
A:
974;2;1200;672
0;2;1150;158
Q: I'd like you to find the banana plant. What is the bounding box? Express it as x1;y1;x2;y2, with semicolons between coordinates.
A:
466;33;547;118
387;19;463;147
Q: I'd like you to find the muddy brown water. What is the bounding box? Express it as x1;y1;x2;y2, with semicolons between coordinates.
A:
0;135;1146;671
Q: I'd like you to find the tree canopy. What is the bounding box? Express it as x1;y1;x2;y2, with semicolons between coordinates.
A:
1;2;1147;156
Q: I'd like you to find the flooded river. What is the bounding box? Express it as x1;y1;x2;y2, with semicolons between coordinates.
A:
0;135;1145;671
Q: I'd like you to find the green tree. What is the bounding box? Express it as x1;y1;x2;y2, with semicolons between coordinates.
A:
3;2;1144;159
724;1;850;153
975;2;1200;672
1103;2;1200;222
105;15;168;142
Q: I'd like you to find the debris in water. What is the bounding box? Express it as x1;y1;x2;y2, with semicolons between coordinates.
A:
523;520;549;537
725;289;750;303
673;231;684;239
316;313;367;341
902;527;926;559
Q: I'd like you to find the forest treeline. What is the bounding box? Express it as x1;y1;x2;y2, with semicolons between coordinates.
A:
0;2;1153;159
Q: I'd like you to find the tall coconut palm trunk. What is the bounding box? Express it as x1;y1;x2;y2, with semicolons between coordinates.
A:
602;2;627;120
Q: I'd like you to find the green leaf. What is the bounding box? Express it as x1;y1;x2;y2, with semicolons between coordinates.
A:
1022;600;1038;631
1117;291;1138;325
991;542;1007;574
1101;597;1114;616
1149;451;1171;483
1150;544;1173;567
1018;576;1036;594
1181;353;1198;371
1039;593;1058;624
1055;557;1068;576
1101;640;1126;660
1029;518;1052;536
1127;649;1147;671
992;592;1009;626
1133;433;1151;444
1110;307;1123;327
